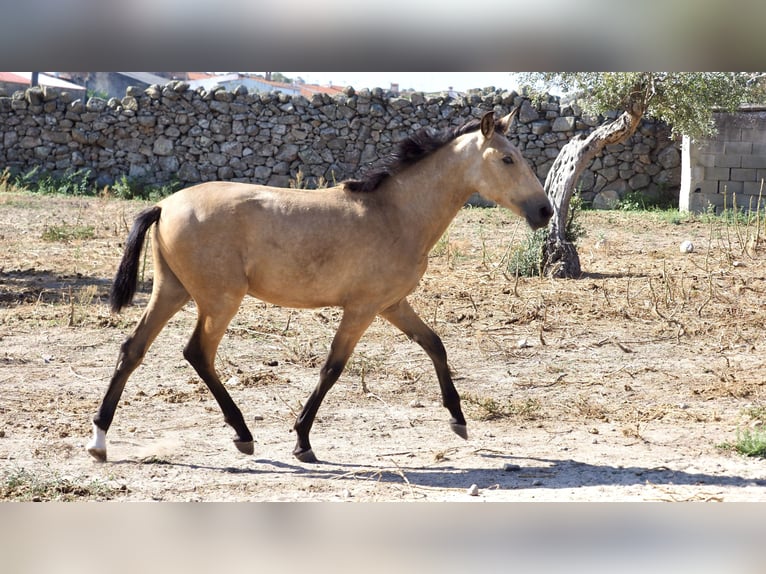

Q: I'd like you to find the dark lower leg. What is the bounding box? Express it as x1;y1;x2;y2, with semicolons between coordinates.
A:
291;310;372;463
93;337;145;432
382;300;467;437
292;362;343;462
184;336;253;452
418;332;467;433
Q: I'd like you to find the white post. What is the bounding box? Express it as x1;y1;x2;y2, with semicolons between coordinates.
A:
679;135;692;212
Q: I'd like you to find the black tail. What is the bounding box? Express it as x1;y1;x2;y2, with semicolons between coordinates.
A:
109;206;162;313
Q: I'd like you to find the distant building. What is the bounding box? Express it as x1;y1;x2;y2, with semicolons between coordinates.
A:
0;72;85;95
186;72;346;98
68;72;176;99
187;73;303;96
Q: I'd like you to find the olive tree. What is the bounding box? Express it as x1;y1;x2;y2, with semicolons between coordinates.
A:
519;72;762;278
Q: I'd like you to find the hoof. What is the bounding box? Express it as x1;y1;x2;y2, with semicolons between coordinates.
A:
450;422;468;440
234;440;254;455
293;448;318;463
87;422;107;462
87;445;107;462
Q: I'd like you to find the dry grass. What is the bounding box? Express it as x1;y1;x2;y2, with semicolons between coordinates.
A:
2;191;766;500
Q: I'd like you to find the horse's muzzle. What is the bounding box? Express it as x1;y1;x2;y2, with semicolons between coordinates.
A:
527;201;554;230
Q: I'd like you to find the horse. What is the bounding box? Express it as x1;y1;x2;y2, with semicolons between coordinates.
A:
87;109;553;464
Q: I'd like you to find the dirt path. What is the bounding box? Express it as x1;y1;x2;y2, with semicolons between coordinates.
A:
1;192;764;501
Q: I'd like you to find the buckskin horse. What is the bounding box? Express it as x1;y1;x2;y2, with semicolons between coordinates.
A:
87;110;553;463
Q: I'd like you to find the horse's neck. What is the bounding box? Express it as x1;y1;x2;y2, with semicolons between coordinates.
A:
385;145;476;255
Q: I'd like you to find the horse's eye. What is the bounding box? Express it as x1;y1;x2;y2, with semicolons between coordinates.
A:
502;155;514;165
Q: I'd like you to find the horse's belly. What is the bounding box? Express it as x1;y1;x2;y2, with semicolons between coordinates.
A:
246;261;418;311
246;272;347;309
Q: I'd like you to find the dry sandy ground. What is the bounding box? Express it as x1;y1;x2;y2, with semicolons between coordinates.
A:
1;191;765;501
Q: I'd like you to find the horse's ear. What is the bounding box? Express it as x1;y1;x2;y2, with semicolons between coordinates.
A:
498;107;519;135
480;111;495;139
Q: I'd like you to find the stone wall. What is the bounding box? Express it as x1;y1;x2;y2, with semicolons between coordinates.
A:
0;82;681;205
680;107;766;213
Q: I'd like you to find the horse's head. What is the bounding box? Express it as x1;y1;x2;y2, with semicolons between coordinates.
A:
471;110;553;230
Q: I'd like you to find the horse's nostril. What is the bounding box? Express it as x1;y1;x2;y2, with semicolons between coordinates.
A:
541;204;553;220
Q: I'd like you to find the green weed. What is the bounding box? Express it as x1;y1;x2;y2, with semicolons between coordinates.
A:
463;393;542;421
507;191;586;277
108;174;181;200
41;222;95;242
720;427;766;458
13;166;96;196
507;228;547;278
0;467;125;501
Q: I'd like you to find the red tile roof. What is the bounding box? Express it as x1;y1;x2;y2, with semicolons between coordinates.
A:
299;83;346;97
0;72;29;84
186;72;216;80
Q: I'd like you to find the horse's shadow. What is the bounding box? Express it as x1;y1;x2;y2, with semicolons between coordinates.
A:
116;450;765;494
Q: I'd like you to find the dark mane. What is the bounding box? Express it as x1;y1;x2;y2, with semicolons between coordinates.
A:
342;117;485;193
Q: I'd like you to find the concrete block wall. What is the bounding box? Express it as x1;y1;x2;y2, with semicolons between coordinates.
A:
681;107;766;213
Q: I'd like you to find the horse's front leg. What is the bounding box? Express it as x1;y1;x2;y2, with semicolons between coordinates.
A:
380;299;468;440
293;308;375;463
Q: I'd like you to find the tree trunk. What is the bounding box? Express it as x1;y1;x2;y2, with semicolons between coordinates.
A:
542;109;644;278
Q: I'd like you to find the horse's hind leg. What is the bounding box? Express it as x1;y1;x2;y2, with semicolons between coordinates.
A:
183;298;254;455
380;299;468;440
88;275;190;461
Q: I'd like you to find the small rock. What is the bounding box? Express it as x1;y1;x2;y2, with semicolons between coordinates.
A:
503;463;521;472
467;484;479;496
517;338;531;349
679;240;694;254
226;376;240;386
409;399;424;408
0;430;5;438
253;415;264;422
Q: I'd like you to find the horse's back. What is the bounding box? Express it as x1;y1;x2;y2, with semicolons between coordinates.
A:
152;181;403;309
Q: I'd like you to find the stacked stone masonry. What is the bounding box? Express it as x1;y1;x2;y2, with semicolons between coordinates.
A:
0;82;682;206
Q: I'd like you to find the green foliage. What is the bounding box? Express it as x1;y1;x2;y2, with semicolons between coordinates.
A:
463;393;542;421
41;223;95;242
5;167;181;200
720;427;766;458
109;174;181;200
518;72;765;139
619;187;678;212
86;89;110;100
508;191;586;277
564;190;586;242
12;166;96;196
271;73;293;84
0;466;123;501
507;228;547;278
